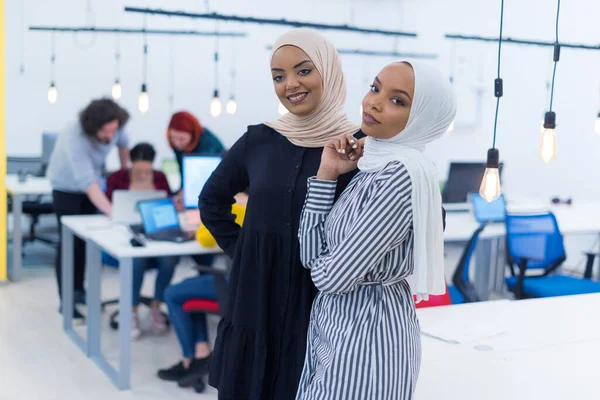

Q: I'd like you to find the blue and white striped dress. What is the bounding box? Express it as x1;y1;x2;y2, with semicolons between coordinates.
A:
296;161;420;400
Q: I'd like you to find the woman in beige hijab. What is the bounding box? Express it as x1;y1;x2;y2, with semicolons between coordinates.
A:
197;28;361;399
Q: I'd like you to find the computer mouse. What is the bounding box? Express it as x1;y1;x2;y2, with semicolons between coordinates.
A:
130;237;145;247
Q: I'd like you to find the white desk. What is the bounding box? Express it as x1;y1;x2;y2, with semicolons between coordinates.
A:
5;174;53;281
60;214;222;390
415;294;600;399
443;203;600;299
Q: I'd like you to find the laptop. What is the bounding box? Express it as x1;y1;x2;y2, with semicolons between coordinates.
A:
442;162;504;211
182;154;223;209
112;190;167;224
137;197;193;243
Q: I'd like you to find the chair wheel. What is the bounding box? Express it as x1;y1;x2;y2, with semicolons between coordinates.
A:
108;310;171;330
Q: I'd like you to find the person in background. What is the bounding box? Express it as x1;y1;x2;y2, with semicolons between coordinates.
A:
105;142;178;340
47;98;130;318
157;192;247;390
166;111;225;210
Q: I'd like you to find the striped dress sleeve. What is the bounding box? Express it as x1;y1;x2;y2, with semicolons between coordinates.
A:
298;177;338;269
299;166;413;294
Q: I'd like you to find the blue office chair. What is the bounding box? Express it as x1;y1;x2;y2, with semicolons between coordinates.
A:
505;212;600;299
448;194;506;304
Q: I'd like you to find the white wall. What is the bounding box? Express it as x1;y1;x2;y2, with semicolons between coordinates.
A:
5;0;600;204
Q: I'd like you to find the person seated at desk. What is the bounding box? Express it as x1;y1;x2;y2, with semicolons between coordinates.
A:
167;111;226;268
106;142;178;340
166;111;225;209
46;98;130;319
157;192;247;389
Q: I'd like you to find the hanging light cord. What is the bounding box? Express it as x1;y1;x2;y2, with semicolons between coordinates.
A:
549;0;561;112
50;32;56;81
142;15;148;83
115;33;120;80
214;22;220;90
230;38;236;96
491;0;504;149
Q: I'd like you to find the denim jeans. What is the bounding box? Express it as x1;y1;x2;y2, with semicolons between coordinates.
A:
132;256;179;306
164;275;218;359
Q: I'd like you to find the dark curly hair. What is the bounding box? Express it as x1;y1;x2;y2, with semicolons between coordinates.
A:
130;142;156;163
79;98;130;137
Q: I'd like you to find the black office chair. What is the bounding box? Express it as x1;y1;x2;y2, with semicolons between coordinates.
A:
7;157;57;251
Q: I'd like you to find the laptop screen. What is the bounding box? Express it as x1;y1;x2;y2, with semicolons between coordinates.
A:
138;198;180;235
442;162;504;204
182;154;222;209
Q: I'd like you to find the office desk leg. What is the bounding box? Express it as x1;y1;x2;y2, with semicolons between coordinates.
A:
61;225;74;332
10;194;23;281
86;241;102;358
117;257;133;390
475;239;492;301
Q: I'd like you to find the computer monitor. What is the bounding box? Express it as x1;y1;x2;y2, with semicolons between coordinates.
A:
41;132;58;163
138;198;180;235
442;162;504;204
182;154;222;209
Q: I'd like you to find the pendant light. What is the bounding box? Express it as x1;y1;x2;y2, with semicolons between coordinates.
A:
539;0;561;163
138;18;149;114
47;32;57;104
112;34;122;100
479;0;505;203
210;26;222;118
226;39;237;115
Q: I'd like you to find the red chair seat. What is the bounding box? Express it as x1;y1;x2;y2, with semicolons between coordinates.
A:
414;285;453;308
183;299;220;314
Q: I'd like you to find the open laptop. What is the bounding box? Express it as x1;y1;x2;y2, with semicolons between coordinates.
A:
182;154;223;209
442;162;504;212
137;197;193;243
112;190;168;225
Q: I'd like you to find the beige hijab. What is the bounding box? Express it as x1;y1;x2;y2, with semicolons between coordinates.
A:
265;28;359;148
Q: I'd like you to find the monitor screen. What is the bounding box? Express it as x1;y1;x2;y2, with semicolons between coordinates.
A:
442;162;504;204
182;154;222;209
138;198;180;235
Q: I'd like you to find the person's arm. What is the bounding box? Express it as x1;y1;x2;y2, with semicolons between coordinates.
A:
299;165;413;294
118;147;129;169
198;132;249;258
87;182;112;216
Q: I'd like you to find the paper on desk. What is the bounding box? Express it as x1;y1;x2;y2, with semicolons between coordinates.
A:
419;312;509;346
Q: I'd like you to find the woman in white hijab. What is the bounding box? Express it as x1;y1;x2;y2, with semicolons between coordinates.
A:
297;61;456;400
198;28;361;399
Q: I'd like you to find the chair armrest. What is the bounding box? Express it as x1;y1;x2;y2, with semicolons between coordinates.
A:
583;252;600;279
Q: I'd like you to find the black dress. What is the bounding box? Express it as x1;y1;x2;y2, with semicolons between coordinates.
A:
199;124;361;400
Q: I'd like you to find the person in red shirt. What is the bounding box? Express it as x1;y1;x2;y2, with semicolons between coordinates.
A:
106;142;178;340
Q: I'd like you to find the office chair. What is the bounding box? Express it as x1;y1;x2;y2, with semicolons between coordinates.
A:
505;212;600;299
447;194;507;304
7;156;57;250
182;264;230;317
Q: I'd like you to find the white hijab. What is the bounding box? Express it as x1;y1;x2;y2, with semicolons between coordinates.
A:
358;61;457;302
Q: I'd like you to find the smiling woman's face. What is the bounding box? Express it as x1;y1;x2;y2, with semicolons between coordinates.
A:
271;45;323;117
361;62;415;140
